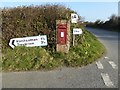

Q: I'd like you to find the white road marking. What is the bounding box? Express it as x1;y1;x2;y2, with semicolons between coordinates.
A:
108;61;118;69
104;57;109;59
101;73;114;87
96;61;103;69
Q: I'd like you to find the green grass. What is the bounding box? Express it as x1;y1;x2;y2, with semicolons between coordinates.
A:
2;47;60;71
2;29;106;72
63;30;106;67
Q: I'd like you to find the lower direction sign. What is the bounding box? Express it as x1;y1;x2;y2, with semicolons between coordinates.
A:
72;28;83;46
73;28;82;35
9;35;47;49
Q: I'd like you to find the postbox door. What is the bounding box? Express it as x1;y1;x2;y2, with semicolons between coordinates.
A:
57;24;67;44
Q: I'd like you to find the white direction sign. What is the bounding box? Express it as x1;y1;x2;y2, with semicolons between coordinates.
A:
71;13;79;23
9;35;47;48
73;28;82;35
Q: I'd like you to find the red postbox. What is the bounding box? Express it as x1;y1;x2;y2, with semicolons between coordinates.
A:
57;24;67;44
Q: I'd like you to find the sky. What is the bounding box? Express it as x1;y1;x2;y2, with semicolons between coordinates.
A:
0;1;118;22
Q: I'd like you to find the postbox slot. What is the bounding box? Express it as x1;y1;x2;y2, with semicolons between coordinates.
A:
58;24;67;29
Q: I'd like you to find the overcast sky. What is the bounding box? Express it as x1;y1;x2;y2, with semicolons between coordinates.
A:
0;1;118;22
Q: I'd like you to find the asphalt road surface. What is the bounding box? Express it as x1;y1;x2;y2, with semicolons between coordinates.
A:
2;27;119;88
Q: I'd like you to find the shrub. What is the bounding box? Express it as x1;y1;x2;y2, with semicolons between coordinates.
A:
2;4;76;50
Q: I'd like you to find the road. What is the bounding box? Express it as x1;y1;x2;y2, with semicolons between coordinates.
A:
2;27;119;88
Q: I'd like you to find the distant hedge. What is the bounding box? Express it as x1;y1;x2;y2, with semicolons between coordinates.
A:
86;15;119;32
2;4;80;50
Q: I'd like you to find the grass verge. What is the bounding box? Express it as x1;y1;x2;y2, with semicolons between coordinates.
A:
2;29;106;72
